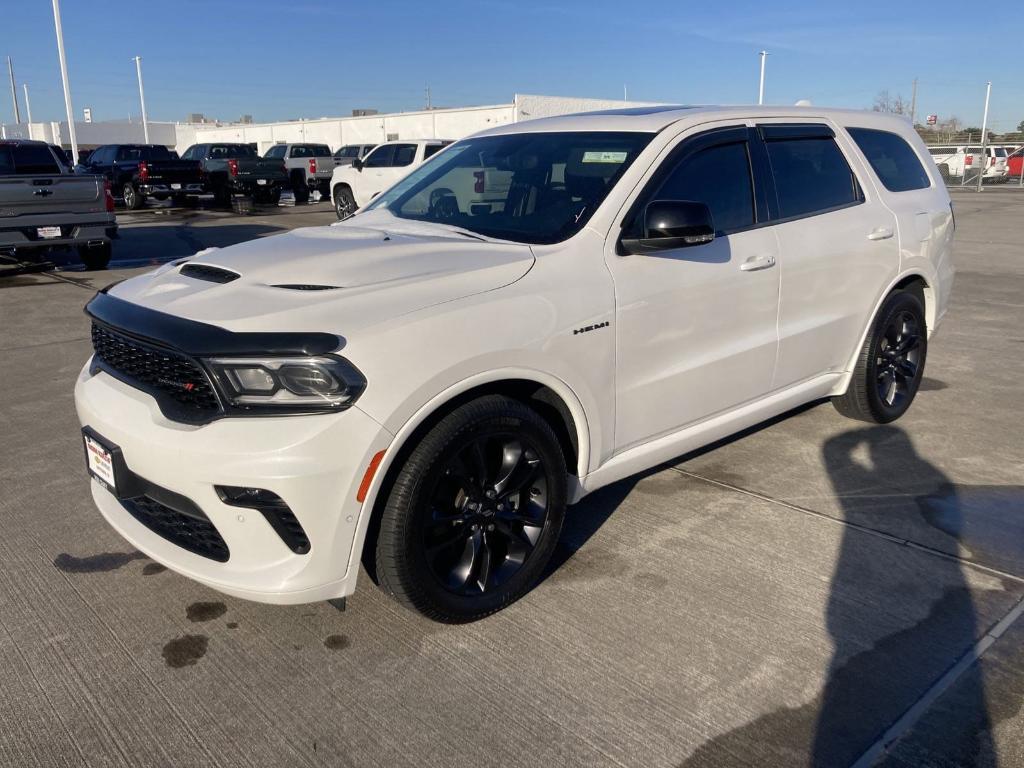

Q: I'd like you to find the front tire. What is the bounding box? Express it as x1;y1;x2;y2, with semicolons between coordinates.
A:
833;289;927;423
375;395;567;623
333;186;356;219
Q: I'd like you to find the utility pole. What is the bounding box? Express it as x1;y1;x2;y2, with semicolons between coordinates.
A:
758;51;769;105
132;56;149;143
22;83;32;123
623;84;628;101
51;0;79;165
976;81;992;193
909;78;918;124
425;86;431;110
6;56;20;124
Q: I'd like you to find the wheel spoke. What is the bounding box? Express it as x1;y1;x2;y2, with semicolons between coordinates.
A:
450;530;481;589
424;523;468;556
476;533;494;592
895;334;920;354
464;440;490;486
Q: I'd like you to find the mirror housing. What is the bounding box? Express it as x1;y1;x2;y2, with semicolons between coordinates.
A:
352;157;363;171
621;200;715;254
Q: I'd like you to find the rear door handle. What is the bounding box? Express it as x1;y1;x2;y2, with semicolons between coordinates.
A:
867;226;894;241
740;254;776;272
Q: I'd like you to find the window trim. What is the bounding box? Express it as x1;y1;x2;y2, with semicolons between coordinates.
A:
616;125;770;254
757;123;866;226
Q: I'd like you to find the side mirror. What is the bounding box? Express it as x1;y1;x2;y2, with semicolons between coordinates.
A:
352;157;363;171
621;200;715;254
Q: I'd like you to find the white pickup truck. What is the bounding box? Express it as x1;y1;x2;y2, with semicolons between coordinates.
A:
330;139;452;218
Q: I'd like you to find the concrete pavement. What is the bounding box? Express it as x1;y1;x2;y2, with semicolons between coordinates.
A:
0;194;1021;767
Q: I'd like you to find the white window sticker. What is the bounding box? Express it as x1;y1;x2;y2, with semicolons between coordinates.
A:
582;151;628;164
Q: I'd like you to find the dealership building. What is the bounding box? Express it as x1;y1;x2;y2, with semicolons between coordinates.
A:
0;93;660;157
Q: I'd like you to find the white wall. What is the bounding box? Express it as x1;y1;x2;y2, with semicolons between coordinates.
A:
513;93;664;121
1;119;179;148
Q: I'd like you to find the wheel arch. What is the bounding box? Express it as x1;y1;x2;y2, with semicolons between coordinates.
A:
349;371;591;582
837;270;932;389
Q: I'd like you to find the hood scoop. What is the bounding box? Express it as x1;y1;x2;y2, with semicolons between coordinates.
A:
180;263;240;284
271;284;342;291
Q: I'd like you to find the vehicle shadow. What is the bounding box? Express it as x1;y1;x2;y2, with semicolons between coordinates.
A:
678;425;1004;767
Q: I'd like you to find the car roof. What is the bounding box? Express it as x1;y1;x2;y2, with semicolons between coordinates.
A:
475;104;921;136
0;139;49;147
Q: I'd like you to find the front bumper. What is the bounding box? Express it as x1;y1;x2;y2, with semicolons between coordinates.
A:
75;362;392;604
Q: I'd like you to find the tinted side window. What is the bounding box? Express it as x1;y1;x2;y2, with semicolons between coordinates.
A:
848;128;930;192
12;145;61;175
392;144;417;167
290;145;311;158
766;137;861;218
313;145;332;157
653;141;755;233
0;147;14;174
265;145;286;159
423;144;447;159
363;145;394;167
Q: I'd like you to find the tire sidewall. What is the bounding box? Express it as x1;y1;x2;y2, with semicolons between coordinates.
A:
382;402;567;621
865;291;927;423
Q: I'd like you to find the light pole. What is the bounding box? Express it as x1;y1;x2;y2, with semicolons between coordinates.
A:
976;81;991;193
23;83;32;124
51;0;79;165
758;51;769;105
6;56;20;124
132;56;149;143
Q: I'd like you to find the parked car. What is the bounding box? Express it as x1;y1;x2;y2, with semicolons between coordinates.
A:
179;143;288;206
333;143;376;166
263;143;334;203
79;144;204;209
927;144;1007;182
330;139;452;218
0;140;116;269
1002;146;1023;180
75;107;953;622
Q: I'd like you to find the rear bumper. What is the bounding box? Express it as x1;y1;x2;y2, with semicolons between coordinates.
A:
0;218;117;251
228;179;285;194
139;182;205;196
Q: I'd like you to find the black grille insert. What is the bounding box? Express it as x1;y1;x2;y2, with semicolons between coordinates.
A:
271;284;341;291
91;323;221;418
121;495;230;562
180;263;240;283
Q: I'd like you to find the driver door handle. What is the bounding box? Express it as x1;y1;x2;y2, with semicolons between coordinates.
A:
740;253;776;272
868;226;894;241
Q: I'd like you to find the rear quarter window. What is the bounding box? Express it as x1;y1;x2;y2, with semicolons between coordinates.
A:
765;136;862;219
847;128;931;192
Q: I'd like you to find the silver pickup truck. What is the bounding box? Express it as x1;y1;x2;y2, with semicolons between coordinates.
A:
263;143;334;204
1;140;117;270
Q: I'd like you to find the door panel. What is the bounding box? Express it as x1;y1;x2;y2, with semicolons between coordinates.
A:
609;126;781;452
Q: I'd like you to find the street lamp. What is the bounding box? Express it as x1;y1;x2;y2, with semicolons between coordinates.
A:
51;0;79;165
133;56;149;143
758;50;769;105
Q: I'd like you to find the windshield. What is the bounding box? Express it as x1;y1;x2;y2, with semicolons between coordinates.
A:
364;131;654;244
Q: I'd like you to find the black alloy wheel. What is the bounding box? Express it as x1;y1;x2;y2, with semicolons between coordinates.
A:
122;183;143;210
833;288;927;423
375;395;566;622
873;309;922;410
423;433;551;596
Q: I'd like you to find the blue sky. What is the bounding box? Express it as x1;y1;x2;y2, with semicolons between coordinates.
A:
4;0;1022;131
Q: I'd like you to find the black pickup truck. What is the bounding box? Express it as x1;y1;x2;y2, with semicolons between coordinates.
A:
78;144;203;209
179;143;288;206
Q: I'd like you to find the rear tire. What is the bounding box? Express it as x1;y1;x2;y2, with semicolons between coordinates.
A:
122;183;144;210
832;289;927;423
375;395;567;623
78;242;111;271
334;186;356;219
214;187;232;208
292;175;310;204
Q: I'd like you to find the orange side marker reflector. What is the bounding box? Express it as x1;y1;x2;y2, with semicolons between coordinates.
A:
357;450;386;503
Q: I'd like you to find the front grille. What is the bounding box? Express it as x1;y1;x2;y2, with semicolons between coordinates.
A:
122;495;230;562
91;323;220;416
179;263;240;283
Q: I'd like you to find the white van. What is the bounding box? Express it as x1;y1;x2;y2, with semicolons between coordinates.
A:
927;145;1007;181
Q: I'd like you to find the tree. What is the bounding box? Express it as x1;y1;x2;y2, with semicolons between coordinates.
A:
872;90;908;115
1017;119;1024;133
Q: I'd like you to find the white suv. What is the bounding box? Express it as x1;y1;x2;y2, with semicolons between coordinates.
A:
330;139;452;218
75;107;954;623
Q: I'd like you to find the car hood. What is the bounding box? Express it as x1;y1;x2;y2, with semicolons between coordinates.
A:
109;221;535;334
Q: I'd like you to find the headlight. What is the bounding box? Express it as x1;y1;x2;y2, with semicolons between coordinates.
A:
205;355;366;412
